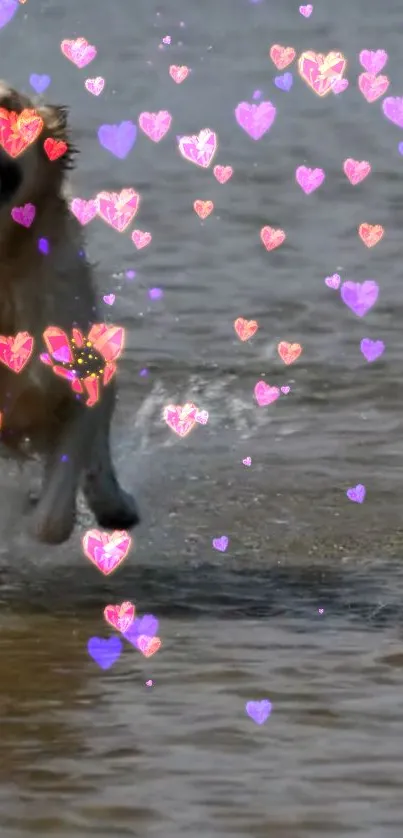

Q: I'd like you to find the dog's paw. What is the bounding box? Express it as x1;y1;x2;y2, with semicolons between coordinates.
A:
94;490;140;531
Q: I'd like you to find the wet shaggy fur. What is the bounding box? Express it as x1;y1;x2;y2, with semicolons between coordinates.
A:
0;80;140;543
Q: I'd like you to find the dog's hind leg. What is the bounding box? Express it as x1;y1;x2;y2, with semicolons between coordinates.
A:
30;403;96;544
82;384;140;531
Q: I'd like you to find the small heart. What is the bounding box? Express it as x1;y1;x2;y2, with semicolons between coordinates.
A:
242;457;252;466
212;536;229;552
137;635;162;657
325;273;341;289
195;409;209;425
346;484;366;504
277;341;302;365
281;385;290;394
103;294;115;305
44;137;68;161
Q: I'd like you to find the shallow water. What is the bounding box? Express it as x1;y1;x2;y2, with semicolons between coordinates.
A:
1;0;403;835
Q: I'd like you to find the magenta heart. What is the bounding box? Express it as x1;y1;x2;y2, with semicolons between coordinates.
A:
296;166;325;194
360;338;385;362
234;101;277;140
242;456;252;466
341;280;379;317
331;78;349;94
281;385;290;394
11;203;36;228
359;49;388;74
254;381;280;406
103;294;115;305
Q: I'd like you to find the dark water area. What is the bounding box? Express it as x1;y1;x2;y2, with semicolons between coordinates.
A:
2;0;403;835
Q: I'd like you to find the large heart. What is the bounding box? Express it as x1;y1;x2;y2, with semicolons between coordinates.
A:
96;189;140;232
0;108;43;158
298;51;346;97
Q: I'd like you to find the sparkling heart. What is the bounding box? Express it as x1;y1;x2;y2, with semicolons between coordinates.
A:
343;158;371;185
346;484;366;504
82;529;132;574
104;601;135;634
0;331;34;373
212;536;229;552
163;403;198;437
298;51;346;97
358;223;384;248
71;198;98;225
235;101;276;140
325;273;341;289
138;110;172;143
131;230;152;249
177;128;217;168
269;44;296;70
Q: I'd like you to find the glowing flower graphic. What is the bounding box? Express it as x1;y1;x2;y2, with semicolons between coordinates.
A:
40;324;125;406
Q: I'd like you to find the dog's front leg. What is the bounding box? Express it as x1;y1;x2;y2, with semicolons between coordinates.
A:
30;403;95;545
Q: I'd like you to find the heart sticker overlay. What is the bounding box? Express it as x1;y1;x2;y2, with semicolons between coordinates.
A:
235;101;277;140
85;77;105;96
87;636;122;670
61;37;97;69
131;230;152;249
124;614;160;649
138;110;172;143
98;121;137;159
359;49;388;74
0;108;43;158
104;601;135;634
325;273;341;289
254;381;280;406
260;226;286;251
346;484;366;504
163;403;198;437
234;317;259;341
169;65;190;83
0;331;34;373
298;51;346;97
177;128;217;168
360;338;385;363
269;44;296;70
70;198;98;226
343;159;371;185
11;202;35;227
358;223;384;248
245;699;272;724
44;137;68;161
213;165;233;184
82;529;132;575
296;166;325;194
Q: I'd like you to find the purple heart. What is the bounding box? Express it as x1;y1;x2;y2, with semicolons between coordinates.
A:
341;281;379;317
360;338;385;362
234;101;276;140
87;636;122;669
382;97;403;129
212;536;228;552
274;73;293;92
245;699;272;725
97;121;137;159
29;74;51;94
124;614;159;648
0;0;18;29
346;484;366;504
398;142;403;155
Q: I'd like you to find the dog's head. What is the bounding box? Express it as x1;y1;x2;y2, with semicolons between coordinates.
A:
0;81;75;210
